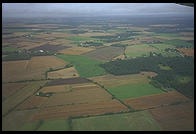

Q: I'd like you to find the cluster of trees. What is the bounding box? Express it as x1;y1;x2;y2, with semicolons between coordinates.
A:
164;39;194;48
101;55;194;98
3;50;55;61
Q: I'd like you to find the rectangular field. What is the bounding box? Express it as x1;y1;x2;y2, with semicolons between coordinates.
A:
82;46;125;61
43;86;112;107
148;101;194;131
123;91;190;110
40;82;98;93
59;46;95;55
89;72;157;88
2;56;67;82
56;54;107;78
29;100;129;121
72;110;161;131
46;77;90;86
107;82;164;100
47;67;79;79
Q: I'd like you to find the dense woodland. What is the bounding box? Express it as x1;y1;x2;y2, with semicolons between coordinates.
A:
101;55;194;98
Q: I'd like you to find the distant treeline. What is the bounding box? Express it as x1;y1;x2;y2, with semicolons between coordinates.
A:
101;55;194;98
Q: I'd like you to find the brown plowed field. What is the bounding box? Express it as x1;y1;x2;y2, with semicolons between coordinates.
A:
89;72;157;88
123;91;190;110
43;86;112;107
30;100;129;121
148;101;194;131
47;67;79;79
46;77;90;86
16;96;49;110
177;48;194;56
2;83;27;100
2;56;67;82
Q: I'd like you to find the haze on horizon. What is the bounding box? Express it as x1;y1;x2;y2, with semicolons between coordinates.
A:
2;3;194;18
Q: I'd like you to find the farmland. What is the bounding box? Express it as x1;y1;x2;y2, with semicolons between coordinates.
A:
72;110;161;131
82;46;125;61
56;54;107;78
2;6;194;131
107;82;164;100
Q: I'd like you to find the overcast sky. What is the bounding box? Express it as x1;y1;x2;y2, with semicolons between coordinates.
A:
2;3;194;18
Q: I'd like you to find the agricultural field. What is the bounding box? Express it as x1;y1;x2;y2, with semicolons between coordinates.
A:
30;99;129;121
47;67;79;79
59;46;95;55
123;91;190;110
82;46;125;61
177;48;194;56
89;71;157;88
72;110;161;131
2;56;67;82
148;101;194;131
107;82;164;100
56;54;107;78
2;81;47;116
2;5;194;131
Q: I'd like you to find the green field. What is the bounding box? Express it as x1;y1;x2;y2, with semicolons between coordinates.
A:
2;46;20;53
19;121;40;131
37;119;70;131
72;110;161;131
107;82;164;100
56;54;107;78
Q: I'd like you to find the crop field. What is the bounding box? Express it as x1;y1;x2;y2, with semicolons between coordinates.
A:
16;95;49;110
56;54;107;78
2;82;27;101
177;48;194;56
2;9;194;131
30;100;129;121
43;86;112;107
89;72;157;88
125;44;157;58
123;91;190;110
29;44;71;52
46;77;90;86
2;56;67;82
72;110;161;131
82;46;124;61
2;109;39;131
47;67;79;79
40;82;98;93
148;101;194;131
107;82;164;100
59;46;95;55
37;119;70;131
2;81;47;116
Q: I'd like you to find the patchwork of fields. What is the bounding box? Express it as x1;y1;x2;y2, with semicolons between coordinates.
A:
2;17;194;131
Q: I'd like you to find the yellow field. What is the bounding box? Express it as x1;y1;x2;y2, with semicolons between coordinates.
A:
2;56;67;82
89;72;157;88
47;67;79;79
59;46;95;55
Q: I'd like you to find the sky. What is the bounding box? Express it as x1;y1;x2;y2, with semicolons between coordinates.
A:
2;3;194;18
